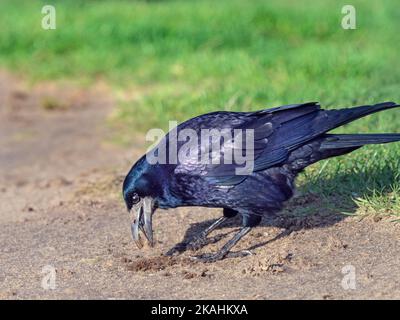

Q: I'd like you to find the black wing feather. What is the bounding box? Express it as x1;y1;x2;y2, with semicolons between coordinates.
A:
172;101;398;187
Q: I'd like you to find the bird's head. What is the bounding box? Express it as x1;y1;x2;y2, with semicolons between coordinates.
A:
122;156;158;248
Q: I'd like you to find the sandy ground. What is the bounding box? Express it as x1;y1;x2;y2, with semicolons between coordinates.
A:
1;70;400;300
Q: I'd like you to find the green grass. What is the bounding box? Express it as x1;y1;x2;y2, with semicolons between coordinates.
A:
0;0;399;216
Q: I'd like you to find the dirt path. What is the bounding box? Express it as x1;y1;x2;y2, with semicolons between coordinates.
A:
1;70;400;299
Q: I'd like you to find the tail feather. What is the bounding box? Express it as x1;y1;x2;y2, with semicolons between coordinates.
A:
322;102;399;133
321;133;400;149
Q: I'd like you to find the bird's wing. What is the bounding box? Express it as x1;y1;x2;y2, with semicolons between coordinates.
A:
203;102;322;185
172;102;322;186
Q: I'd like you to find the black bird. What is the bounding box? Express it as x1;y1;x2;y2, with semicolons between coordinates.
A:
123;102;400;262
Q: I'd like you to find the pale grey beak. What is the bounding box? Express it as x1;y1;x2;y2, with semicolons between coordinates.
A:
130;197;154;248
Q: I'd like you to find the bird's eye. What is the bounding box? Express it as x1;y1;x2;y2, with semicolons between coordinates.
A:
131;193;140;205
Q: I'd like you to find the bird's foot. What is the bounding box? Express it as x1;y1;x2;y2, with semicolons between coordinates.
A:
191;250;253;263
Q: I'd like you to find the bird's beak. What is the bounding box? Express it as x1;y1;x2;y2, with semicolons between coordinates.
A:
130;197;155;248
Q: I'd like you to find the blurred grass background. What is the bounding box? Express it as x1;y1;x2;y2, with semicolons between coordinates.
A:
0;0;399;215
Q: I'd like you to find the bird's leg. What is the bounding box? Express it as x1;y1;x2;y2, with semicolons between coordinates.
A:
165;216;229;256
193;226;252;263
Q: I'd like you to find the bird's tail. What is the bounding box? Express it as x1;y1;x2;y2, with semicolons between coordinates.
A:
322;102;399;133
320;133;400;149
